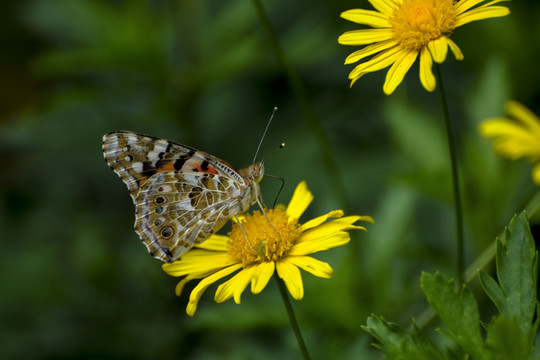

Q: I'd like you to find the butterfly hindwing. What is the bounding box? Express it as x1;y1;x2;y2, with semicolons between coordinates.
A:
135;171;251;261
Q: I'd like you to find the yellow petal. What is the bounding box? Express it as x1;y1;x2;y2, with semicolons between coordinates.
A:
276;259;304;300
291;215;372;255
338;29;394;45
532;163;540;185
478;0;511;8
286;181;313;220
287;256;334;278
340;9;390;28
454;0;508;14
344;40;397;65
302;216;373;241
427;37;449;64
174;274;196;296
289;232;350;256
302;210;344;231
447;39;464;61
349;46;403;79
368;0;398;16
480;119;534;140
419;47;436;92
479;118;509;136
349;72;368;87
455;0;487;15
195;234;229;251
479;120;540;159
215;266;255;304
383;49;418;95
162;251;235;277
186;264;242;316
251;261;275;294
455;6;510;27
506;101;540;134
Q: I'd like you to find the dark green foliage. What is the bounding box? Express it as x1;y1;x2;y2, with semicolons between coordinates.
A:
364;212;539;359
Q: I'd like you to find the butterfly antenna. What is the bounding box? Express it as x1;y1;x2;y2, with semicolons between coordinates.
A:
253;107;278;164
259;142;285;163
263;174;285;208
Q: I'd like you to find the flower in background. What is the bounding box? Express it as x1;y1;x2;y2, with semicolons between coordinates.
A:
338;0;510;94
163;181;374;316
480;101;540;184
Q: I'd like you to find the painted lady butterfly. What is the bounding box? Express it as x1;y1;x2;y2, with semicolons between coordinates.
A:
102;131;264;262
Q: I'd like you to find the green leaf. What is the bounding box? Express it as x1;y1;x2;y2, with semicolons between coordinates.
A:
420;272;487;360
362;315;444;360
478;270;505;312
485;315;531;360
479;212;537;338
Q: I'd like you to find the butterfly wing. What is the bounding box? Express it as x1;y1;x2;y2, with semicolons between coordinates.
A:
135;171;252;262
102;131;254;262
102;131;248;197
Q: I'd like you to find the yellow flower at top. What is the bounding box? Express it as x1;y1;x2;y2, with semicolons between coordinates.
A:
338;0;510;94
162;181;374;316
480;101;540;184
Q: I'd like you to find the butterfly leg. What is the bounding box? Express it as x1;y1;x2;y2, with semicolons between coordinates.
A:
234;215;257;253
256;198;283;242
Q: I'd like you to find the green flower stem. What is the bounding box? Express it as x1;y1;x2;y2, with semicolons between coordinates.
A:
251;0;348;211
434;63;464;286
275;276;311;360
415;189;540;329
461;189;540;285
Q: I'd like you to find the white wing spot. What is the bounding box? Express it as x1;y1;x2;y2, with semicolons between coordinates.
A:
132;162;143;174
147;140;169;165
127;135;139;145
159;185;172;192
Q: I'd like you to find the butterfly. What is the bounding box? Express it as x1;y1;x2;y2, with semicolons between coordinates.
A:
102;131;264;262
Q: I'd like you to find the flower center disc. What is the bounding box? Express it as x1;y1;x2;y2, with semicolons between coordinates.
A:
227;208;302;266
389;0;456;50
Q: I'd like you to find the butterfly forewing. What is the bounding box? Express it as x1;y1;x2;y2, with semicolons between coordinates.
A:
102;131;263;262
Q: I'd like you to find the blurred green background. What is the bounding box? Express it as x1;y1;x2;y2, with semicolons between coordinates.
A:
1;0;539;359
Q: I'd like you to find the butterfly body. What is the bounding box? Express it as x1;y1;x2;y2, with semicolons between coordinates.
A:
102;131;264;262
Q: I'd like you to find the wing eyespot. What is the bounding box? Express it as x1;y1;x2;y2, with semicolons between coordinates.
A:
155;206;163;214
154;219;163;226
155;196;165;204
161;227;173;238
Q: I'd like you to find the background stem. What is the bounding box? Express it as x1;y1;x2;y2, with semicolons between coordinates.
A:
435;63;464;286
251;0;348;211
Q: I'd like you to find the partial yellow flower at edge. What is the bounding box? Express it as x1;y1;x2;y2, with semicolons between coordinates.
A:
479;101;540;185
162;181;374;316
338;0;510;95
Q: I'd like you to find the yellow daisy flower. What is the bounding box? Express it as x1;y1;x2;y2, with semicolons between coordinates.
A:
162;181;374;316
479;101;540;184
338;0;510;94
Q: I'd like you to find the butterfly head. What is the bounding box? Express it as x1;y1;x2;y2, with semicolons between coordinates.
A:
241;160;265;183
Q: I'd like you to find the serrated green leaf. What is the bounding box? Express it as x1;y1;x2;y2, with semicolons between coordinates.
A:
494;212;537;337
420;272;487;360
485;315;531;360
478;270;505;312
362;315;444;360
